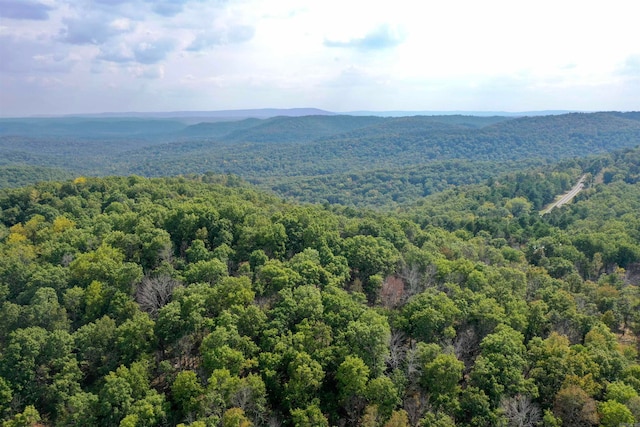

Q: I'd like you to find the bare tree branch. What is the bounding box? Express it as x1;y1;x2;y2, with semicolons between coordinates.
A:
387;329;407;370
135;274;180;317
500;394;542;427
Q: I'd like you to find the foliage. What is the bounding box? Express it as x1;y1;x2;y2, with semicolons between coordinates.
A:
0;142;639;426
3;112;640;209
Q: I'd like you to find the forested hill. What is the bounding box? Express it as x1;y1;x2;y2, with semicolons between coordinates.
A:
1;112;640;208
0;145;639;426
108;112;640;179
180;115;388;142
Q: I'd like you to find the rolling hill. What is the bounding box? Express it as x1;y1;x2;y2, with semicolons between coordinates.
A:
1;112;639;208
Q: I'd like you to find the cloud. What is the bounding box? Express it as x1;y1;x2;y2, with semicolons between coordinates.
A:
96;36;176;65
141;0;222;17
186;25;255;51
147;0;188;17
619;55;640;77
0;0;53;20
59;15;134;45
97;38;175;64
64;0;218;19
227;24;255;43
325;66;390;88
324;24;405;50
130;64;165;79
133;39;175;64
0;35;76;73
97;43;134;63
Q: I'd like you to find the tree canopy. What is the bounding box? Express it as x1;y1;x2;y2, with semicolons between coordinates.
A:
0;138;639;426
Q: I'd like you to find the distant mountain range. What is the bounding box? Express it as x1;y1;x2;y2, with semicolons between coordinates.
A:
57;108;336;120
21;108;588;120
2;111;639;175
2;111;640;207
344;110;582;117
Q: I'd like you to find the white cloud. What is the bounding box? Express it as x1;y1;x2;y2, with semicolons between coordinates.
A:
0;0;54;20
186;25;255;51
130;64;165;79
133;38;175;64
324;24;406;50
59;14;134;44
96;42;134;63
2;0;640;116
0;34;77;73
619;55;640;77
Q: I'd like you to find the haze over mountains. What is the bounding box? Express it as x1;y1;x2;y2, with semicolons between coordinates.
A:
21;108;582;120
50;108;335;120
1;111;639;206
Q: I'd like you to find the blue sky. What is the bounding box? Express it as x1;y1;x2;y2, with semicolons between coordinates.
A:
1;0;639;116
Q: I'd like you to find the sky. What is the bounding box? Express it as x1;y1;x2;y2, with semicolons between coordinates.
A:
1;0;639;117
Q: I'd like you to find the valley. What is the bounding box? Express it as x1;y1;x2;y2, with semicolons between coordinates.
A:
0;111;639;426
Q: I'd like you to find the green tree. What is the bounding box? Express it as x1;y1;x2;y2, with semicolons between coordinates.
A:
98;361;167;427
505;197;532;217
201;326;257;376
583;322;627;382
339;309;391;376
337;355;370;420
99;371;134;426
56;391;99;427
172;370;205;419
221;407;253;427
205;369;266;423
115;311;156;365
270;285;324;332
401;288;460;344
207;276;255;316
0;327;48;402
1;405;41;427
457;386;497;427
128;389;167;426
342;235;400;302
24;286;69;331
185;239;213;263
291;319;333;365
254;259;300;296
0;327;82;418
598;400;635;427
421;353;463;411
528;332;571;406
69;244;143;293
366;376;400;419
470;325;536;405
74;315;118;381
284;352;324;410
419;412;456;427
606;380;638;404
237;214;287;260
0;377;13;419
291;403;329;427
184;258;228;285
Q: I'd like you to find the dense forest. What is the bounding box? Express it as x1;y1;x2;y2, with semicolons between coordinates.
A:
0;139;639;426
2;112;640;209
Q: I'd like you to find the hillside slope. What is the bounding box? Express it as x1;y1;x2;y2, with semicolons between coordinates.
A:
0;151;639;425
1;112;639;210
